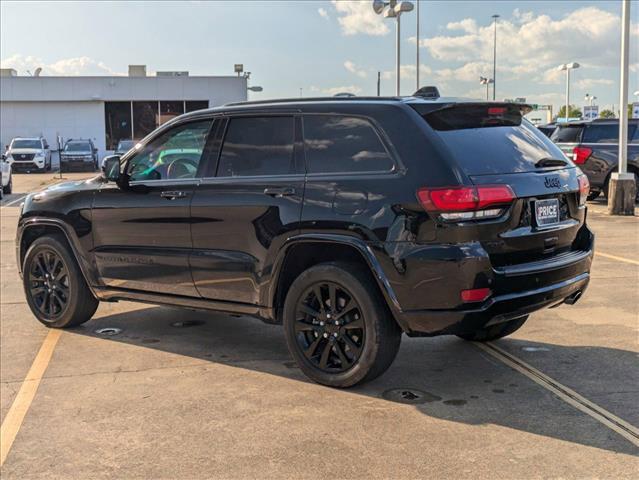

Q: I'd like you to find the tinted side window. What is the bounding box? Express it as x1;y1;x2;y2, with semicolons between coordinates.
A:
582;124;638;144
127;120;212;181
217;116;295;177
303;115;393;174
550;126;583;143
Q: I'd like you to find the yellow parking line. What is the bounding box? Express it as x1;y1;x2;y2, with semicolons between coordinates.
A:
596;252;639;266
0;329;62;466
475;341;639;447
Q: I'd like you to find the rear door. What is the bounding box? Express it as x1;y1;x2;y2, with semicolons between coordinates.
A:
189;114;304;305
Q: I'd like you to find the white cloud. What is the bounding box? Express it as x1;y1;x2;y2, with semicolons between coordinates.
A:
1;54;120;76
331;0;389;36
322;85;363;96
318;7;329;20
344;60;367;78
418;7;635;82
575;78;615;89
382;64;432;81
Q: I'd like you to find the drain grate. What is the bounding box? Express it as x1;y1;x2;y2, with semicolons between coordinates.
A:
382;388;442;405
95;327;122;336
171;320;205;328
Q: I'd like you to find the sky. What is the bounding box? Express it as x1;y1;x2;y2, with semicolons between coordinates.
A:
1;0;638;114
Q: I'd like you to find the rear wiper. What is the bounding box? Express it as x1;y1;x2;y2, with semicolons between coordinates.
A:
535;157;568;168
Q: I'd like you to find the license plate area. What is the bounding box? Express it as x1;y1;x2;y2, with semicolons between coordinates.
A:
534;198;560;227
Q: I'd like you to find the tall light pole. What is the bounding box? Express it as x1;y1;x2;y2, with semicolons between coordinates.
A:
491;14;499;101
416;0;420;91
479;76;494;101
558;62;580;122
584;93;597;106
608;0;635;215
373;1;415;96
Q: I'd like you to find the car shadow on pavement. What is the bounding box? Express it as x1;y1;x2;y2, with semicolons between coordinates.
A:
68;305;639;456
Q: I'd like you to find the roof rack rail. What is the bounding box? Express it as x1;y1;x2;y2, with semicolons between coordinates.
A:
224;96;402;107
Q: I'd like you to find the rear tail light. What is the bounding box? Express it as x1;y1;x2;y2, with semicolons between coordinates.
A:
461;288;492;303
416;185;515;221
572;146;592;165
577;175;590;206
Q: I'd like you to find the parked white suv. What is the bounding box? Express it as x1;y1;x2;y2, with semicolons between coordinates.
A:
0;154;12;198
4;137;52;172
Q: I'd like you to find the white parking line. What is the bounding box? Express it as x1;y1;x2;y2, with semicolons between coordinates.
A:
475;341;639;447
1;194;27;208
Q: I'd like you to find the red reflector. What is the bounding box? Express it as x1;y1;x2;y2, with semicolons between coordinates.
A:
487;107;507;115
417;185;515;212
577;175;590;206
573;146;592;165
461;288;492;303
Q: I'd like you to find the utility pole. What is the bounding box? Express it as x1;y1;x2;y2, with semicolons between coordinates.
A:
491;14;499;101
608;0;636;215
416;0;420;91
377;71;381;96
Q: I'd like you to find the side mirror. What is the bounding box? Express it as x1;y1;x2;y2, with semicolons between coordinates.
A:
1;154;5;161
102;155;121;182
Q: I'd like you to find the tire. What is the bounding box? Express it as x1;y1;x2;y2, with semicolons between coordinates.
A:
586;190;600;201
2;174;11;194
457;315;529;342
283;262;402;388
22;234;98;328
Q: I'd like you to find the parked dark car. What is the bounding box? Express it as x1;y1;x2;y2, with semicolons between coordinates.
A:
537;123;557;138
60;139;98;172
551;119;639;200
114;139;136;156
16;97;594;387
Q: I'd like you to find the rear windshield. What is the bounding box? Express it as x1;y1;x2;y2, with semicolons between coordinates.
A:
550;125;583;143
418;104;571;176
581;124;638;144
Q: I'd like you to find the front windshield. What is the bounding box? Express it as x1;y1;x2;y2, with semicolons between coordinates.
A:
11;139;41;149
64;142;91;152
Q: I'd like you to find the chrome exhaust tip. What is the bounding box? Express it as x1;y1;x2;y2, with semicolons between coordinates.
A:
564;290;583;305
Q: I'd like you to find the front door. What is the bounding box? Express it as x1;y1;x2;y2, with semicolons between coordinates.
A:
92;119;214;296
190;115;304;305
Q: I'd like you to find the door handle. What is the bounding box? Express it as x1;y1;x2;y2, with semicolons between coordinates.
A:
161;191;189;200
263;187;296;198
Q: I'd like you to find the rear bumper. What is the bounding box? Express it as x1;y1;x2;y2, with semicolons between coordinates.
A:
399;272;590;336
382;226;594;336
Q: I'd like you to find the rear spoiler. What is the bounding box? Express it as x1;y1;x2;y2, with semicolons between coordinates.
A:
413;102;534;131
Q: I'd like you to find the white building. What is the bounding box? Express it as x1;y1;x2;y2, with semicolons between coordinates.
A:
0;65;248;162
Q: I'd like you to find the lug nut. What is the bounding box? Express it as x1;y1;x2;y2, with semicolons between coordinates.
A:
334;321;339;326
323;333;329;338
327;314;331;319
319;321;325;326
333;332;338;338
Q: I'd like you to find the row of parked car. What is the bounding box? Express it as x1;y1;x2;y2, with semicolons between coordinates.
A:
537;119;639;201
2;136;99;173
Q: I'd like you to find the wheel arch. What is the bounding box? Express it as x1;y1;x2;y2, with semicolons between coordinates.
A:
265;234;406;330
18;218;98;295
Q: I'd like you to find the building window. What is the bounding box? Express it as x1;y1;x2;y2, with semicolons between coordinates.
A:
185;101;209;113
104;102;132;150
133;101;159;140
159;101;185;125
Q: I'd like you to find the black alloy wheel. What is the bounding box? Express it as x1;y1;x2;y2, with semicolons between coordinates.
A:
27;249;70;321
294;281;365;373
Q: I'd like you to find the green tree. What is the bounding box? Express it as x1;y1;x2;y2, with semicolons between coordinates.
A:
599;109;615;119
555;105;582;120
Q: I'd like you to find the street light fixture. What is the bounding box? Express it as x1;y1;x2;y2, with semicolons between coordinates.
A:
479;76;494;101
584;93;597;106
491;14;499;101
247;86;263;92
373;0;415;96
558;62;580;122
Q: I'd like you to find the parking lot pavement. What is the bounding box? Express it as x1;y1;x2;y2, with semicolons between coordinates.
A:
1;177;638;478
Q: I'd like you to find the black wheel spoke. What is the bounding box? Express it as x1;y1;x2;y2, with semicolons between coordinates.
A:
298;303;320;318
329;284;337;312
294;321;316;333
313;286;325;313
318;342;332;369
304;336;322;359
39;291;49;313
344;316;364;329
342;333;362;356
334;342;352;369
335;299;357;320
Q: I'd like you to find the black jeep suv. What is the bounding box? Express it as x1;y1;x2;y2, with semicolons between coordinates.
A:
16;97;594;387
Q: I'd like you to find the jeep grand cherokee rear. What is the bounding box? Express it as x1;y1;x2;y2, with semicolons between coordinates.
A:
16;96;593;388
